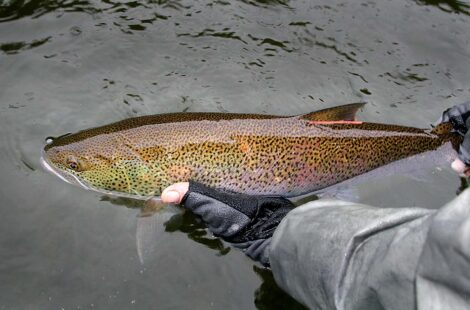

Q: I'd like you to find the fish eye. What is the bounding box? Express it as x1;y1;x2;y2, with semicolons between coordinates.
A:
66;156;82;172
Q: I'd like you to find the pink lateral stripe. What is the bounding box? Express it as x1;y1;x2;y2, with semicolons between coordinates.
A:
309;120;363;125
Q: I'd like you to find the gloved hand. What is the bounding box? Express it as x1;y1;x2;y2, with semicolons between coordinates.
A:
439;101;470;176
161;181;294;266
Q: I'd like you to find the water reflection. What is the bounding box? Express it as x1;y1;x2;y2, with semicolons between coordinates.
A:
415;0;470;15
239;0;290;8
0;36;50;54
253;266;307;310
145;0;185;10
178;29;248;44
0;0;298;56
0;0;185;23
0;0;99;22
100;195;145;209
457;177;469;194
102;194;306;308
101;195;230;253
164;210;307;309
164;210;231;256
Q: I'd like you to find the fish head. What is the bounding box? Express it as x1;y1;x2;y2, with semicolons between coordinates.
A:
42;133;158;198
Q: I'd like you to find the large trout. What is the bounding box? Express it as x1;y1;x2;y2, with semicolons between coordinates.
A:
42;103;462;199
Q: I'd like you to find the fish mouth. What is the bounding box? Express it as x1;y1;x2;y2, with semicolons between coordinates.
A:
40;150;92;191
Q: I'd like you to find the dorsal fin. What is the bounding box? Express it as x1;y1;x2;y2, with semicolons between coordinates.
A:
301;102;366;121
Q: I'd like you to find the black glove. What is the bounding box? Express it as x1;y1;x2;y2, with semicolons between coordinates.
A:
440;101;470;165
180;181;294;266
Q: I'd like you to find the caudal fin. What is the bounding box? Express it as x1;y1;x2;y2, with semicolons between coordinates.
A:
431;122;454;135
431;122;463;151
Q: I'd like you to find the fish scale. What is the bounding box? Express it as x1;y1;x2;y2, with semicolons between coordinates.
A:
42;103;462;199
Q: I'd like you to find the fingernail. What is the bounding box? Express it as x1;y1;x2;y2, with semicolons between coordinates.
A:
165;190;181;204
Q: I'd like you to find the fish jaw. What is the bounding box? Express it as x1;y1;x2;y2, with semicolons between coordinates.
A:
41;152;158;200
41;150;92;190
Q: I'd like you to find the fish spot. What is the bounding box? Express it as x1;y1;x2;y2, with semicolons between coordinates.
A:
239;142;250;153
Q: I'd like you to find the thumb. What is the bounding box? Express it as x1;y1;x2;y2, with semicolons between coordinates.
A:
161;182;190;204
451;158;470;177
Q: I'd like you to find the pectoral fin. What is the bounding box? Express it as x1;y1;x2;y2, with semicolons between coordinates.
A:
140;197;166;217
136;202;182;264
301;102;366;121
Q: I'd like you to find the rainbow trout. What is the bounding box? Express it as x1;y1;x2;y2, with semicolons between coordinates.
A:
41;103;462;199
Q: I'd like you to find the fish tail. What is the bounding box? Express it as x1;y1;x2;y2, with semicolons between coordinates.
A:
431;122;463;151
431;122;453;135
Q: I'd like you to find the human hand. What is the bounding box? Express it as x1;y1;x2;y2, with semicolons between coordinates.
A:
451;158;470;178
161;182;189;204
162;181;294;266
440;102;470;177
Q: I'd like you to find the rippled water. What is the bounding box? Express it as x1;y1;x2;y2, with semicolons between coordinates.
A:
1;0;470;308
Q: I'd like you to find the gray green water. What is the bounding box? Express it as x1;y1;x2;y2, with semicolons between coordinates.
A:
1;0;470;309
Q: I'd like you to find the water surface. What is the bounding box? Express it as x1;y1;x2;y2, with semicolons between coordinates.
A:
1;0;470;308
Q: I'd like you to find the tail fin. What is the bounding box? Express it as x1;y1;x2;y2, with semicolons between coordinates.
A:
431;122;463;151
431;122;454;135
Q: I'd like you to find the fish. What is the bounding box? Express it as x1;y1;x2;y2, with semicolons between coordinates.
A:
41;103;463;200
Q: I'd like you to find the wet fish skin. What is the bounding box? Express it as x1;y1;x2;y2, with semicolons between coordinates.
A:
42;104;462;199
